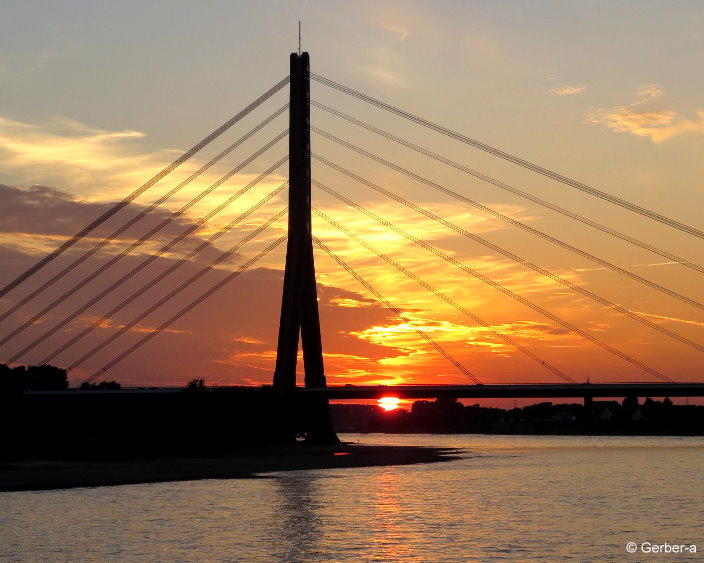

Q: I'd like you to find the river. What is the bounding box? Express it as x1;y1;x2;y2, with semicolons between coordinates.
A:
1;434;702;560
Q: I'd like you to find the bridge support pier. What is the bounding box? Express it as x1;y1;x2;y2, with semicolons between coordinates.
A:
273;52;338;444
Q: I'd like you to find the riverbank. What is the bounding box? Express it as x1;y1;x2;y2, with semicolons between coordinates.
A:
0;443;461;492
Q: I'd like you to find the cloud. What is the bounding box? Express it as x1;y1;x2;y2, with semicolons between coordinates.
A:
632;311;704;328
635;83;663;101
585;83;704;143
632;261;678;268
231;336;265;345
0;115;151;194
357;64;406;85
355;42;409;86
573;266;608;273
312;199;539;250
312;199;574;313
0;183;258;265
587;107;704;143
351;316;574;354
550;86;586;96
0;113;289;205
380;22;410;40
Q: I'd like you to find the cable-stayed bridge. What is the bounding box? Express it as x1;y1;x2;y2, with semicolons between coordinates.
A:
1;52;703;440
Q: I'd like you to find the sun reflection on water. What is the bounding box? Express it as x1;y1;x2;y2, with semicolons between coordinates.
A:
371;466;418;560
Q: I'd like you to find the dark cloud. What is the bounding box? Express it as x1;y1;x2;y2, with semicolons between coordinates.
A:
0;184;233;264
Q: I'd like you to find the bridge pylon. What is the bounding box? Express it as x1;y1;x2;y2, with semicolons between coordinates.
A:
273;52;338;444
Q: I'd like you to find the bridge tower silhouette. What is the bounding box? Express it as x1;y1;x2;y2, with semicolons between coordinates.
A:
273;52;338;443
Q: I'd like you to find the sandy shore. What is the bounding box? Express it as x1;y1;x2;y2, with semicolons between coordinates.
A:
0;443;461;492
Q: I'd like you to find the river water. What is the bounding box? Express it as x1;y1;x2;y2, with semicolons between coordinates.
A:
1;434;702;560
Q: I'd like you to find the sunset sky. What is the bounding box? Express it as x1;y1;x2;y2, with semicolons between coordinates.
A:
1;1;703;388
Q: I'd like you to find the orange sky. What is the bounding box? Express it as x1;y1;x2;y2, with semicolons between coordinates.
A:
0;1;702;388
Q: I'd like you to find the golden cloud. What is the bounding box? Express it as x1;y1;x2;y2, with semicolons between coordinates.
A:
0;113;288;208
633;311;704;328
75;314;189;335
585;84;704;143
550;86;586;96
0;115;154;194
635;83;663;101
312;208;574;323
380;22;410;40
232;336;264;344
331;297;377;308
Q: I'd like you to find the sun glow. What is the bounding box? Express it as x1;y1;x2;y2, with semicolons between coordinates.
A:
377;396;402;412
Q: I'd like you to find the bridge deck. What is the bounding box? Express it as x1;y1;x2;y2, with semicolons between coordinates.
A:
312;383;704;399
24;382;704;399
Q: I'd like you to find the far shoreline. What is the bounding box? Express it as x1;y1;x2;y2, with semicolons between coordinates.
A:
0;443;461;493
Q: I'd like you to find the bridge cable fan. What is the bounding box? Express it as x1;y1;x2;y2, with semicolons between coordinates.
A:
1;137;288;351
0;104;289;322
40;184;288;366
0;76;290;298
312;205;576;383
312;100;704;275
311;73;704;240
313;128;704;312
73;210;287;373
313;236;482;385
312;179;672;383
83;233;287;383
312;156;704;355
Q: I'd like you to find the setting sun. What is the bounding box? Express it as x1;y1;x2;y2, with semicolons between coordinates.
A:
377;397;402;412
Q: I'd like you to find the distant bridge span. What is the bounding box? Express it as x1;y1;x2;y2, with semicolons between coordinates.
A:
27;382;704;401
304;382;704;400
